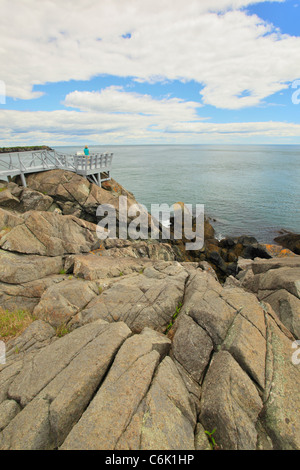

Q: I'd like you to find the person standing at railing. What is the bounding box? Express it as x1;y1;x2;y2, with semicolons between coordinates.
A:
84;145;90;165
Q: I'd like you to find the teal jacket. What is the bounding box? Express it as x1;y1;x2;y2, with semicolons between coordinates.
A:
84;148;89;156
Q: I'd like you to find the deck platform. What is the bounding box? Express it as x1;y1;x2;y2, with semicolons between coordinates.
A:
0;149;113;187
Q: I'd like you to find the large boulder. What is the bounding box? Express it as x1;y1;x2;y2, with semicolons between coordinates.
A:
0;249;65;312
0;249;63;284
115;355;196;450
0;182;53;212
33;278;99;328
239;257;300;338
0;320;131;450
60;330;194;450
180;270;238;347
23;171;147;225
171;313;213;384
200;351;263;450
0;275;66;313
68;260;188;333
0;208;23;231
101;238;176;261
261;306;300;450
5;320;56;361
0;211;100;256
274;232;300;255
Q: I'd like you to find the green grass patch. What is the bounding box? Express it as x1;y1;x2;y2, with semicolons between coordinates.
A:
164;301;183;334
55;324;70;338
0;308;36;342
205;428;219;450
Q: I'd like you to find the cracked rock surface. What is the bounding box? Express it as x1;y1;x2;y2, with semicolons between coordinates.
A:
0;171;299;450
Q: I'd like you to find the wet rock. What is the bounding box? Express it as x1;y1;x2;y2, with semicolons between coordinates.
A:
274;232;300;255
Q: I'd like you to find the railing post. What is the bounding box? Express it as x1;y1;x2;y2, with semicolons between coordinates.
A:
20;173;27;187
18;153;26;172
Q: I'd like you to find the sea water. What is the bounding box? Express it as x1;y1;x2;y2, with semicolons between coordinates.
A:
52;144;299;243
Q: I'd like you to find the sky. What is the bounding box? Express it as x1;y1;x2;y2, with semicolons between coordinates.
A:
0;0;300;146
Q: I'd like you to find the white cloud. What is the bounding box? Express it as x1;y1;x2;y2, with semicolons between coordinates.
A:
0;0;297;109
1;0;299;146
63;86;203;120
0;102;300;146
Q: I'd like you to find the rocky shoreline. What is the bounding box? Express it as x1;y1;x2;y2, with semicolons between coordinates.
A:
0;169;299;450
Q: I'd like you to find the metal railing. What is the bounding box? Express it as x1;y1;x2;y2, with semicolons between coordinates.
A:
0;149;113;186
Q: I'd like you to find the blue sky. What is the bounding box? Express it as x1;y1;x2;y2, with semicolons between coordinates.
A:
0;0;300;145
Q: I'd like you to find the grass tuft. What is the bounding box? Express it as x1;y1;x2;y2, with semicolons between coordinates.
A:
164;301;183;334
55;324;70;338
205;428;219;450
0;308;36;342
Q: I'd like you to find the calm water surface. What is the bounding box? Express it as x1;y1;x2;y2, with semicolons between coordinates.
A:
52;145;300;242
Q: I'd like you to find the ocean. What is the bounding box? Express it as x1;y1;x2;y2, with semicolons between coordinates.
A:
10;144;300;243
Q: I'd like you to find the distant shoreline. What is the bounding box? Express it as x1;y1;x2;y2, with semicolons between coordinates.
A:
0;146;52;153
